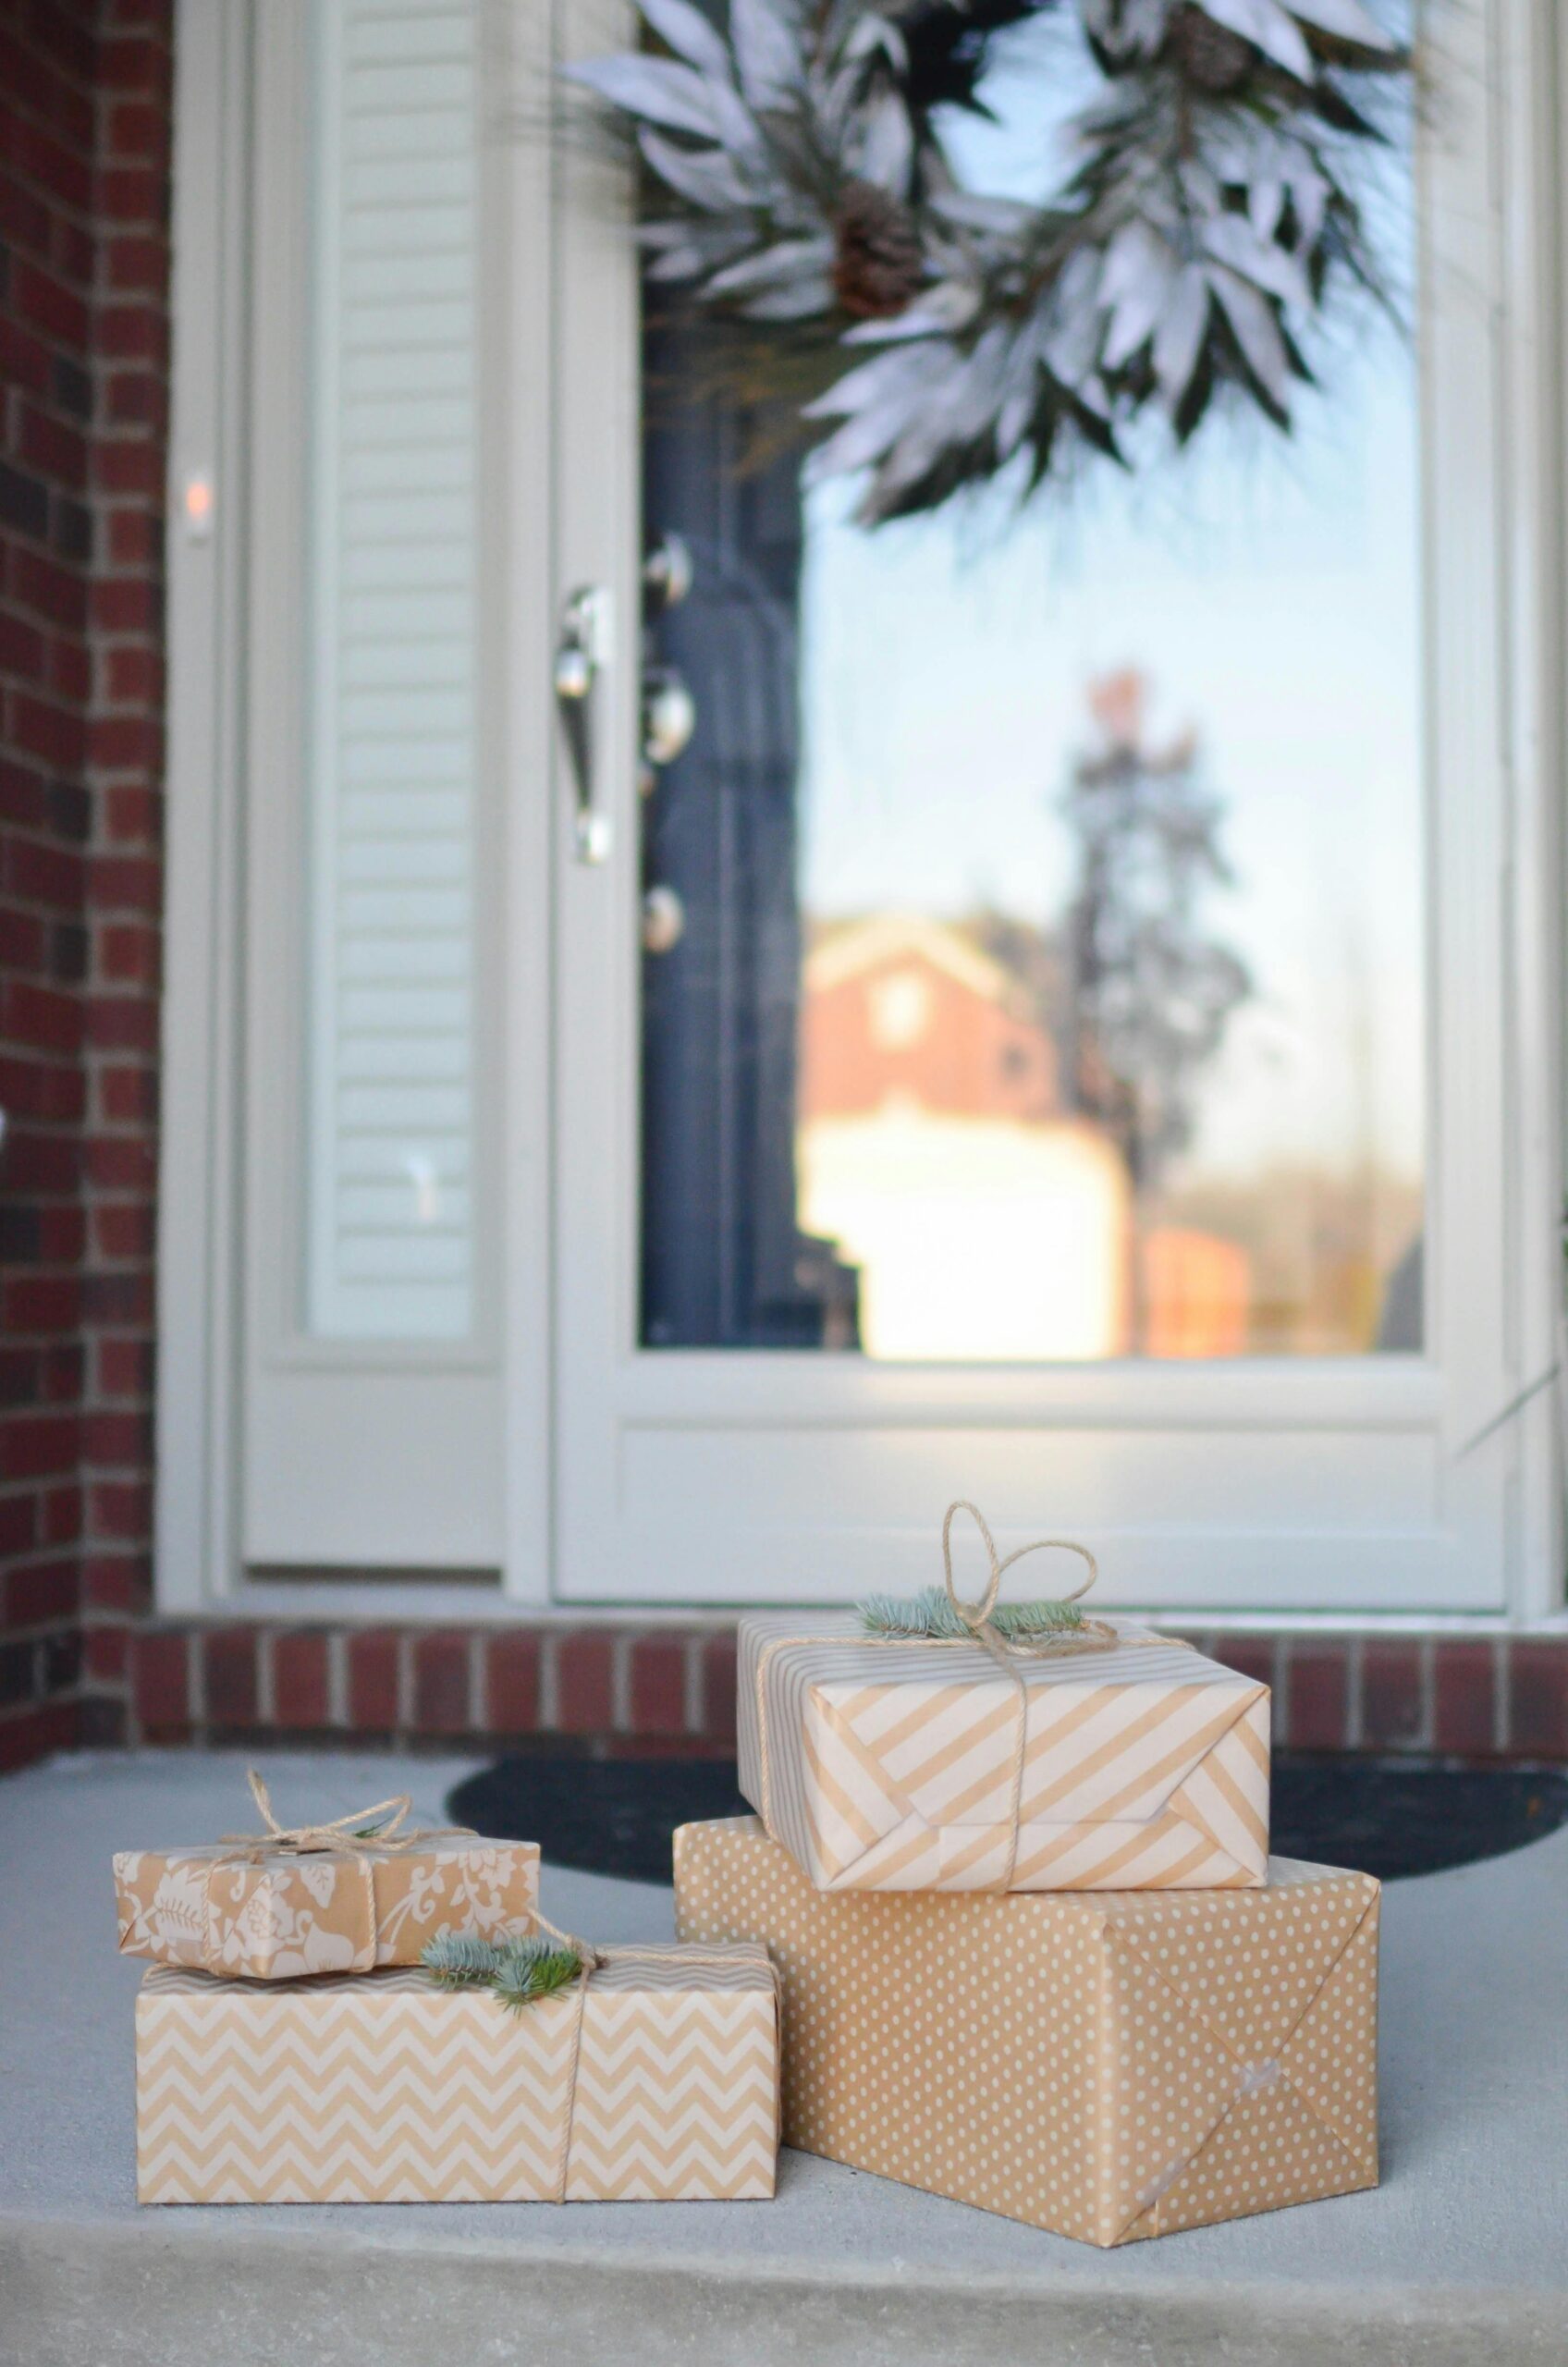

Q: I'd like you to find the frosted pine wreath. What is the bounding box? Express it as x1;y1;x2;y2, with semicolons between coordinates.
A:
570;0;1411;521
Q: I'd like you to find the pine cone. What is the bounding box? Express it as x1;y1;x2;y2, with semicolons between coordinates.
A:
1168;4;1254;92
832;180;925;320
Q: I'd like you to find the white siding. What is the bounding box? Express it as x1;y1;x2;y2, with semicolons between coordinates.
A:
305;0;481;1340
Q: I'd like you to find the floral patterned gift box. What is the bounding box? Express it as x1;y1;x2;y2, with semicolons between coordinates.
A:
675;1815;1380;2248
113;1775;540;1979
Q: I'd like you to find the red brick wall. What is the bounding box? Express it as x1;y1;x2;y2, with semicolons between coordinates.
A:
0;0;171;1772
118;1619;1568;1762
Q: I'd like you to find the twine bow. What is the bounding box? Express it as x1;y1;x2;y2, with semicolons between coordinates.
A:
203;1770;474;1974
753;1500;1153;1894
435;1908;783;2203
217;1767;471;1862
937;1497;1103;1651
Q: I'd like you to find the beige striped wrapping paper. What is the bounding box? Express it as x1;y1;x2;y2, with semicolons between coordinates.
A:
675;1816;1379;2248
135;1944;780;2203
115;1837;541;1978
738;1613;1270;1892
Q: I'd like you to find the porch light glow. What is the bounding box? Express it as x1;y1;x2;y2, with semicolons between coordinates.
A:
182;473;214;539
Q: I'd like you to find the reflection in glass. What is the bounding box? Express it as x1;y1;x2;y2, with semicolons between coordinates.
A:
640;18;1423;1363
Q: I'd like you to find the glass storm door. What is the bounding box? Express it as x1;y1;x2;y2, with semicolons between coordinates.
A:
551;0;1557;1613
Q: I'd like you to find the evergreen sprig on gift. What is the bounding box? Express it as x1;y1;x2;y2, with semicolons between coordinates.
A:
490;1936;585;2015
422;1932;503;1989
859;1584;1086;1641
421;1930;584;2012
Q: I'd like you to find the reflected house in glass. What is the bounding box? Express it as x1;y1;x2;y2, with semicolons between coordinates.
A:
795;914;1250;1362
796;914;1125;1358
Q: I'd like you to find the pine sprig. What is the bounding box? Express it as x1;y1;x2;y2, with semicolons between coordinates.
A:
420;1930;586;2011
994;1599;1089;1640
422;1931;507;1989
490;1936;585;2016
858;1585;1085;1640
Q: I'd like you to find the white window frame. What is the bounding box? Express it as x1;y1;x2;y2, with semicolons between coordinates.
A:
158;0;1566;1626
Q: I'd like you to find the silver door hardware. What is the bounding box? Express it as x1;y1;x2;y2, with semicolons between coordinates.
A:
555;585;614;865
641;884;686;954
643;533;693;611
642;668;696;768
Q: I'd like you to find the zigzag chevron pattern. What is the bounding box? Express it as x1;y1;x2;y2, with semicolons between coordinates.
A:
137;1957;778;2204
739;1614;1269;1890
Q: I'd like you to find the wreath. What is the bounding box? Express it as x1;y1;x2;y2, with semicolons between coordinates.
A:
570;0;1411;521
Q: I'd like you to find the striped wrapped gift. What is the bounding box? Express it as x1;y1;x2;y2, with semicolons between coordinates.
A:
738;1613;1270;1892
135;1944;780;2204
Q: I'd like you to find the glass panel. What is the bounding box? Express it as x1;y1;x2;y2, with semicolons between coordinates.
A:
640;15;1423;1361
302;0;482;1341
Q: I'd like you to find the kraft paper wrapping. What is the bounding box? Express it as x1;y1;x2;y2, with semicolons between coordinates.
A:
135;1944;780;2204
114;1838;540;1978
675;1816;1378;2247
738;1613;1270;1891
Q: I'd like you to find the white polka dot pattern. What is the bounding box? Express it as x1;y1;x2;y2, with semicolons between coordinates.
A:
674;1817;1379;2248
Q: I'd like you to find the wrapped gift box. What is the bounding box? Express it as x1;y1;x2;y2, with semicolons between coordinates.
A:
675;1816;1378;2247
115;1836;541;1978
738;1613;1269;1890
135;1943;780;2203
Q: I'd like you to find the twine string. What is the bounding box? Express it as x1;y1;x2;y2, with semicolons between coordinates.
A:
937;1499;1104;1890
521;1909;783;2201
202;1769;475;1974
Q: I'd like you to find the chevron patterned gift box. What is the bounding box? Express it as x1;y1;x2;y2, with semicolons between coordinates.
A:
738;1612;1269;1891
675;1816;1379;2247
135;1944;780;2204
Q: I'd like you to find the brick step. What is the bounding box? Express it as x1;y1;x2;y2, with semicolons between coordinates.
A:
88;1617;1568;1761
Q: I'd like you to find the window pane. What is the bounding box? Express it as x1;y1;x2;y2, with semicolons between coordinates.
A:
302;0;481;1342
640;18;1423;1360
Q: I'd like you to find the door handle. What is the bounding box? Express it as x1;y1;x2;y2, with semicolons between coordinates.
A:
555;585;614;864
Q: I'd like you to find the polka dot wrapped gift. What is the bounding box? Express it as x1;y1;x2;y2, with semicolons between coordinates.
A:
674;1815;1379;2247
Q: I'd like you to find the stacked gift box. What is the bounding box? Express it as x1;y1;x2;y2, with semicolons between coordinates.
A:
114;1780;780;2204
674;1503;1381;2246
112;1505;1378;2238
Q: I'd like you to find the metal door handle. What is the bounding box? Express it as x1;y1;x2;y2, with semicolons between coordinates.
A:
555;585;614;864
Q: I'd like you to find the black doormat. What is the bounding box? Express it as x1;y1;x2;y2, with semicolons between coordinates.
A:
448;1750;1568;1886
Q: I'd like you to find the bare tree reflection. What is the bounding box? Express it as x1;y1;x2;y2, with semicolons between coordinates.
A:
1062;669;1252;1197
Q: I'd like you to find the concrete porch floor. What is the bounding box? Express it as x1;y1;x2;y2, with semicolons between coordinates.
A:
4;1750;1566;2367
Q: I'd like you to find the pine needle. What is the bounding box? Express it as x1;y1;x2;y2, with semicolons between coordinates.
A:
422;1929;586;2012
421;1932;503;1988
490;1936;584;2016
858;1586;1084;1641
993;1599;1087;1639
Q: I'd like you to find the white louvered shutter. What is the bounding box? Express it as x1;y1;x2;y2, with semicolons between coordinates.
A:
304;0;482;1341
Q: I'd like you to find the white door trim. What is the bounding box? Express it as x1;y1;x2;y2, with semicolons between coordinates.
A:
547;0;1566;1615
158;0;557;1609
156;0;251;1613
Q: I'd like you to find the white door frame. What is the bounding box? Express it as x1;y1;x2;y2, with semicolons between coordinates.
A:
157;0;1565;1623
548;0;1566;1615
158;0;557;1617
